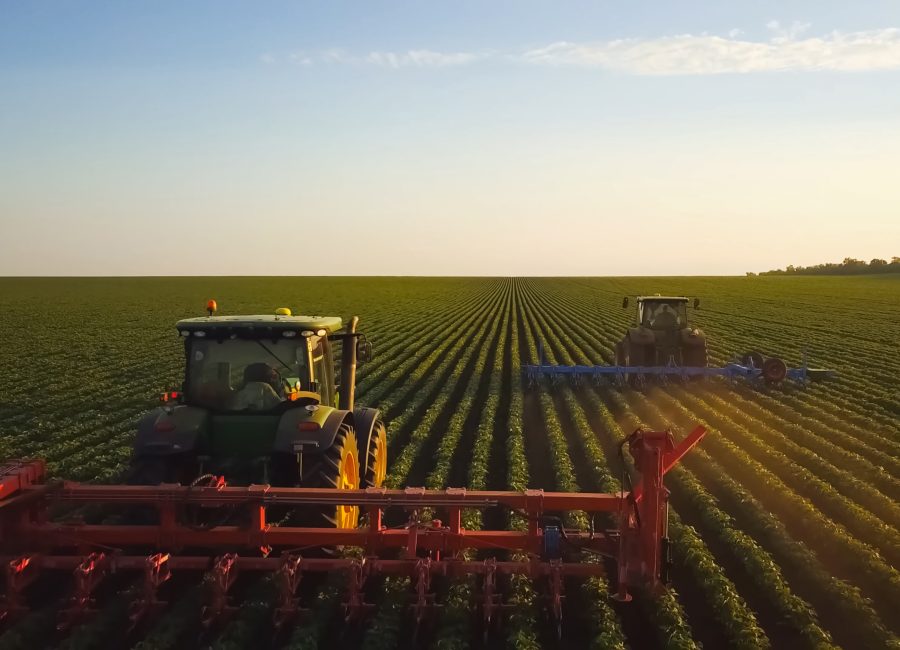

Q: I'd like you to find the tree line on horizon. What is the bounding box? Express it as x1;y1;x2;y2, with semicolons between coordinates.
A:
749;257;900;276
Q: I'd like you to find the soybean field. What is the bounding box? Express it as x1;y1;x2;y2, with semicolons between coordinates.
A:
0;275;898;649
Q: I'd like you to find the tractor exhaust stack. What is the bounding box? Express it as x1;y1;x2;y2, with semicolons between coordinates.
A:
339;315;359;411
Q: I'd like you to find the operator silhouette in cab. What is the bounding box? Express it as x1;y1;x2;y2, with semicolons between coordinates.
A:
232;362;284;410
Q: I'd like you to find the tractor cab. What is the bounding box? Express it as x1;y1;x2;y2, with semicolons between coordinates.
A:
618;295;707;368
176;311;344;412
636;296;690;331
131;302;386;509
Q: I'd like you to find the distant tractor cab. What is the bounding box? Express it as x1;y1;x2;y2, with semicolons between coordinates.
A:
129;301;387;528
616;295;707;369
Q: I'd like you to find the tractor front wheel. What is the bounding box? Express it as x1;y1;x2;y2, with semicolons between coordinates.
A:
302;421;361;528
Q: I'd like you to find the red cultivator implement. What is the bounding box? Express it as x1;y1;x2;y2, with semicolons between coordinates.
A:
0;426;705;634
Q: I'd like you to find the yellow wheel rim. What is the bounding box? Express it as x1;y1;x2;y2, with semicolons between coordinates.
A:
372;425;387;488
336;430;360;529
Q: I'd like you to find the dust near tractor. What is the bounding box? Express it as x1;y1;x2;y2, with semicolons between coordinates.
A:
0;300;708;638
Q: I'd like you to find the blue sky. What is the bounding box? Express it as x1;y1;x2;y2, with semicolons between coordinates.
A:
1;1;899;275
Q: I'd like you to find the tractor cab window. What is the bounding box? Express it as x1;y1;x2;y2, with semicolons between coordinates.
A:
640;301;687;329
186;336;308;412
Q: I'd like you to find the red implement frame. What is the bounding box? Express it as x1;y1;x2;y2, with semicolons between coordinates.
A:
0;427;705;629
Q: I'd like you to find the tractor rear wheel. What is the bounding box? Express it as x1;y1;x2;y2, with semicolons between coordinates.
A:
623;339;650;388
623;339;639;367
363;418;388;489
683;343;709;368
682;343;708;382
302;421;361;528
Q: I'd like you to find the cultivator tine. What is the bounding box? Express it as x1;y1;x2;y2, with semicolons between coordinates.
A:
412;557;437;628
201;553;238;628
0;555;40;622
547;559;564;640
273;553;307;628
343;558;374;622
0;428;710;641
410;557;439;642
480;557;511;641
58;552;110;631
128;552;172;630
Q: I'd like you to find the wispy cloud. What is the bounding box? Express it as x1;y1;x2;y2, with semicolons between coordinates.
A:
287;48;484;68
364;50;484;68
520;23;900;74
273;23;900;75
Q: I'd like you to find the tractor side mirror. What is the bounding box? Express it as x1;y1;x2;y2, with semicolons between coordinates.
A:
693;298;700;309
622;297;629;309
357;337;373;364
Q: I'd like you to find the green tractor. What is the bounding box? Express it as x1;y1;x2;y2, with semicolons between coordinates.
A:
615;295;708;369
129;301;387;529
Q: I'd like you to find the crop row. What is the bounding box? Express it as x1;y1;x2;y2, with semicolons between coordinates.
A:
517;279;899;648
531;280;899;540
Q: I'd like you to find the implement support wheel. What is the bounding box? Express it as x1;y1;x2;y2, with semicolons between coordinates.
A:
761;357;788;384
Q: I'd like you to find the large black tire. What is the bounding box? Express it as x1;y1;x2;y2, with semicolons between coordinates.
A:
624;338;644;367
299;421;361;528
615;340;626;366
363;418;387;489
623;339;650;388
683;343;709;368
682;342;709;382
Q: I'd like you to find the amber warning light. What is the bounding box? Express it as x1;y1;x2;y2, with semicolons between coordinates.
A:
206;299;217;316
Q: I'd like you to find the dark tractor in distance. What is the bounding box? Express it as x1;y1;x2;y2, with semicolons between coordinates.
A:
615;295;708;369
129;301;387;529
